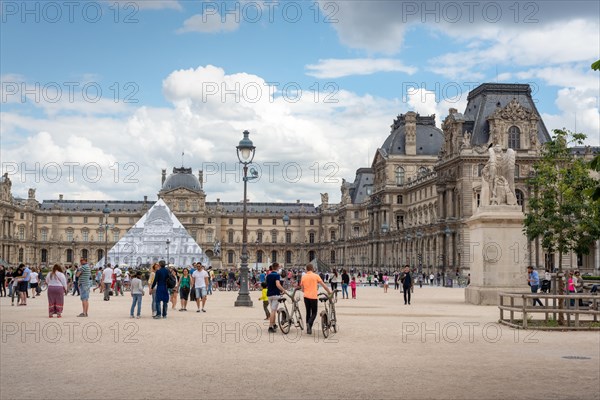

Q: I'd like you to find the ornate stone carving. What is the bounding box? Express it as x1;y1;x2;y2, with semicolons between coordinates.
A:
492;98;535;121
481;144;517;206
320;193;329;205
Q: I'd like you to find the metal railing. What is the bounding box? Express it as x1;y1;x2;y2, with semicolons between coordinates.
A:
498;292;600;330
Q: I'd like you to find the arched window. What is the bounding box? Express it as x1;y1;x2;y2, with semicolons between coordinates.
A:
257;250;263;263
82;249;89;259
286;250;292;264
508;126;521;149
515;189;525;211
271;250;278;263
396;167;405;185
97;249;104;262
18;248;24;262
477;164;485;177
227;250;235;264
66;249;73;263
41;249;48;263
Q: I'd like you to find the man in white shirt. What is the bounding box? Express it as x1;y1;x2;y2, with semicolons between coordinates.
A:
102;264;114;301
191;263;209;312
113;265;123;296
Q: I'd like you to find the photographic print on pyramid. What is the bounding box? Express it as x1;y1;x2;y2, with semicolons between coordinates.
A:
96;199;206;268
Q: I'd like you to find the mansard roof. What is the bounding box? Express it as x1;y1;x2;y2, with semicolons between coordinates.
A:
463;83;551;146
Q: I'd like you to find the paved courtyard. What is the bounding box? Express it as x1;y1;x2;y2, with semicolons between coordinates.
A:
1;285;598;399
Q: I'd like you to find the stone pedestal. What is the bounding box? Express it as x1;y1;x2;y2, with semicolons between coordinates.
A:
465;205;529;305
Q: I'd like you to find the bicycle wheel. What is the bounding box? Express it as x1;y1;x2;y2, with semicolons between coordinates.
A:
278;309;290;334
331;308;337;333
321;313;330;338
294;307;304;330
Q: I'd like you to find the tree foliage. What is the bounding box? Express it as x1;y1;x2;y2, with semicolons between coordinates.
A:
524;129;600;270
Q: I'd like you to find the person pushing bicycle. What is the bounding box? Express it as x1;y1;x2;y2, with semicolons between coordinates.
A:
300;263;332;335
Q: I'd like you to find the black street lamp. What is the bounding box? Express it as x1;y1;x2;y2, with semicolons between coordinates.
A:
100;204;112;267
166;238;171;265
234;130;256;307
282;212;290;268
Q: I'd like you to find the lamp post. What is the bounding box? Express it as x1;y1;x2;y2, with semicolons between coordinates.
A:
166;238;170;265
444;226;451;287
71;240;75;266
416;230;423;274
381;222;388;270
101;204;111;267
282;212;290;269
234;130;256;307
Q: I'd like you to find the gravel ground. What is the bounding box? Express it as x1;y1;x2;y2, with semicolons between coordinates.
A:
1;285;598;400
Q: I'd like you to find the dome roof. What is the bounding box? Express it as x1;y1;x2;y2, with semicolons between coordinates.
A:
381;113;444;156
162;167;201;191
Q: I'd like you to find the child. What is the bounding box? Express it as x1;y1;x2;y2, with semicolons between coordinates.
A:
130;271;144;319
350;276;357;299
258;282;269;320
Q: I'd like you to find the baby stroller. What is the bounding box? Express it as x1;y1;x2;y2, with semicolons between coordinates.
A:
541;279;551;293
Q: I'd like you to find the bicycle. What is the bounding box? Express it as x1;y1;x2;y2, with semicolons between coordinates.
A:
319;289;340;338
277;287;304;334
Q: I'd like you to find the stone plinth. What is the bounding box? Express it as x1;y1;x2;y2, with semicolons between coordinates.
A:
465;205;529;305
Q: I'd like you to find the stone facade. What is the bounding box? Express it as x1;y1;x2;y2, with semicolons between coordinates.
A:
1;83;599;274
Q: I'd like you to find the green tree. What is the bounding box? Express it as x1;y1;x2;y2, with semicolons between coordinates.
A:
524;129;600;323
525;129;600;269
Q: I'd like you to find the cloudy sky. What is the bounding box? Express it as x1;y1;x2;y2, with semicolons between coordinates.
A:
1;0;599;205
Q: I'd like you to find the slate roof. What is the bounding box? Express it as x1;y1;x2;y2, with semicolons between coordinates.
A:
463;83;551;146
381;114;444;156
349;168;374;204
162;167;202;191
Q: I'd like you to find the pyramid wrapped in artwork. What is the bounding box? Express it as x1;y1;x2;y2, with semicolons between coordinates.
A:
96;199;206;268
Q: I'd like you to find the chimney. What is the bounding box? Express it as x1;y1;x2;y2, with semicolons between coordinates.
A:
59;194;63;200
161;169;166;185
144;195;147;203
404;111;417;156
296;199;300;203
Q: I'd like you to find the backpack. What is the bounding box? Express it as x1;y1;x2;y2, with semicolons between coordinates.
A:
167;273;176;289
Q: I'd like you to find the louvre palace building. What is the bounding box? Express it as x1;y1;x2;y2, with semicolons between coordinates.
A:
2;83;599;275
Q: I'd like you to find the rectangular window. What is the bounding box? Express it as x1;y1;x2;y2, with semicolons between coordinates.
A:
354;211;359;219
309;232;315;244
330;231;336;241
271;231;277;243
99;217;103;223
258;218;262;225
83;216;88;223
114;217;119;224
66;231;73;241
98;231;104;242
229;218;233;225
113;232;119;242
310;219;314;226
129;217;134;224
179;200;185;211
67;216;73;224
272;218;277;225
20;212;24;219
41;230;48;241
286;232;291;244
257;232;263;243
353;226;359;236
228;251;234;264
191;230;197;241
207;231;213;243
208;218;212;224
19;226;25;240
396;215;404;229
82;231;89;242
228;231;234;243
